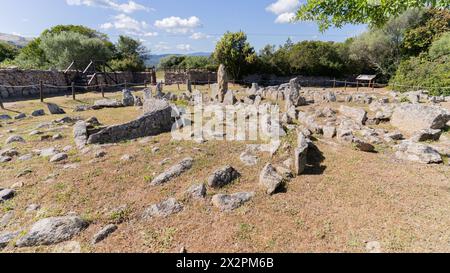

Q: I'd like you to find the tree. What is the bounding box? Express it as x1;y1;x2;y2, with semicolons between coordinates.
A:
0;41;18;63
109;36;149;72
158;55;186;69
295;0;449;31
288;41;346;76
402;8;450;56
12;25;114;69
39;31;113;70
348;9;422;78
390;33;450;96
213;31;257;79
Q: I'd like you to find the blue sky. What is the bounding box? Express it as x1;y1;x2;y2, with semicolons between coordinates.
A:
0;0;367;54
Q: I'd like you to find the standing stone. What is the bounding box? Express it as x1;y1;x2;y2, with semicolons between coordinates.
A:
186;79;192;93
294;145;308;175
16;216;88;247
73;121;88;149
217;64;228;103
122;89;135;107
223;90;237;105
207;166;241;188
156;82;163;97
259;163;283;195
143;88;153;101
47;103;65;114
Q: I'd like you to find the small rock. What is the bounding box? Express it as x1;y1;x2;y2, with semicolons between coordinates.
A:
91;224;118;245
211;192;255;211
52;134;63;140
294;145;308;175
0;156;12;163
0;114;12;120
14;113;26;120
18;154;33;161
53;241;82;253
240;150;258;166
16;215;88;247
5;135;25;144
94;150;107;158
366;241;382;253
259;163;284;195
150;158;193;186
25;204;41;213
411;129;442;142
185;184;207;199
323;126;336;139
207;166;241;188
0;211;14;227
47;103;66;114
0;231;20;249
120;154;133;161
29;130;43;136
31;109;45;117
0;189;15;203
49;153;68;163
0;148;19;157
142;198;183;218
354;139;376;153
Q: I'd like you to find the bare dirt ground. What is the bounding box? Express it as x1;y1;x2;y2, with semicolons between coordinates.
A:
1;85;449;253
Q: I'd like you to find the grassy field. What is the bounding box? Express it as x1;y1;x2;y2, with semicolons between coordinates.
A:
1;86;449;253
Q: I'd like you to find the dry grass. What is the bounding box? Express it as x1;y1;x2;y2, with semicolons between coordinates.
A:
1;86;449;253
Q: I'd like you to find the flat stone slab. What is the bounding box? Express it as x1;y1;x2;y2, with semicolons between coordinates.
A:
212;192;255;211
150;158;194;186
16;215;88;247
92;99;123;110
142;198;183;218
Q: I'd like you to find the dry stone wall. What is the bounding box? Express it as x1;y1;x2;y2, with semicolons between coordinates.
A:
164;69;217;85
0;69;152;100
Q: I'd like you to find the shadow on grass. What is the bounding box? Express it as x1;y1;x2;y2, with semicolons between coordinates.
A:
304;143;327;175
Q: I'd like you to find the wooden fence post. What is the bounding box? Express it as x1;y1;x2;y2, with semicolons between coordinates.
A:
144;80;148;88
124;80;128;89
40;81;44;102
356;80;359;92
0;98;4;109
372;81;375;92
344;80;347;91
101;84;105;98
333;78;336;89
71;82;75;100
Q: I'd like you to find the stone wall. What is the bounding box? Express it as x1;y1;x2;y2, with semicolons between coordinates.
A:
242;74;357;87
0;69;153;100
164;69;217;85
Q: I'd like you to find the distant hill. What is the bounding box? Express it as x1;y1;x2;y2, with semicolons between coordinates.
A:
0;33;32;47
146;52;211;67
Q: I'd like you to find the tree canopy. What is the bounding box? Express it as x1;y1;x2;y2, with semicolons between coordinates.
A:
213;31;257;79
295;0;449;31
0;41;18;63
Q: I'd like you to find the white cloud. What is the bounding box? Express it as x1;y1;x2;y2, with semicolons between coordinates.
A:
153;42;171;52
154;16;202;34
100;14;158;37
266;0;299;24
66;0;151;14
274;12;296;24
176;44;192;51
189;32;211;40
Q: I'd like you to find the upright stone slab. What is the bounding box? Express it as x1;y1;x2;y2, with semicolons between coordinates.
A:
143;88;153;101
87;99;174;144
186;79;192;93
217;64;228;103
122;89;135;107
